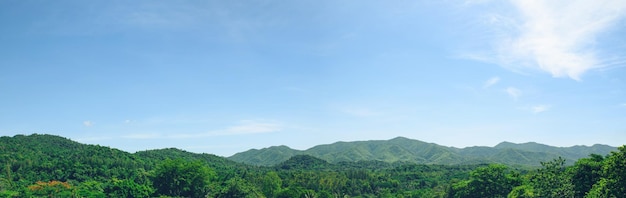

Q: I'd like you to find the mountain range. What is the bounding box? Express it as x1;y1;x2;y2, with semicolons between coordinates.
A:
0;134;617;169
228;136;617;167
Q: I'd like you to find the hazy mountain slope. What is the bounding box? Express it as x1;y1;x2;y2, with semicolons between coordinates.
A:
495;141;616;160
229;137;618;167
227;145;303;166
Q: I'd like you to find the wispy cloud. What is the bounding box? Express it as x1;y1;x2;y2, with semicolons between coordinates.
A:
225;120;282;135
505;87;522;100
620;103;626;108
483;76;500;88
83;121;94;127
516;104;551;114
471;1;626;80
531;105;551;113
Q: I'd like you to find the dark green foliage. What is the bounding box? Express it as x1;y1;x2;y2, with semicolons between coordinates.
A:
0;134;624;197
75;180;106;198
529;157;575;197
104;178;153;198
260;171;282;197
152;159;214;197
448;164;520;198
213;177;264;198
587;145;626;197
570;154;604;197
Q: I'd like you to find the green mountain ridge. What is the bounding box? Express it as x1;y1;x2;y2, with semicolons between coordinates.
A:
2;133;624;197
0;134;248;184
229;136;617;167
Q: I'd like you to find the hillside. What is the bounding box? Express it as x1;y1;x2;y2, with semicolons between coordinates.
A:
229;136;617;167
0;134;248;184
1;133;625;197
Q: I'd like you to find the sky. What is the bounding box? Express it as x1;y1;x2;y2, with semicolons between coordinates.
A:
1;0;625;157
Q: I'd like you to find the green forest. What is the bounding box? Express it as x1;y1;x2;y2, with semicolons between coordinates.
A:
1;134;625;197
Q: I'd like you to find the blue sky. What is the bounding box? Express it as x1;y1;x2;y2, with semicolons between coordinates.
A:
1;0;625;156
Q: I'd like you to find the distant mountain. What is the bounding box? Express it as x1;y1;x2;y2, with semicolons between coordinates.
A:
228;137;617;167
228;145;300;166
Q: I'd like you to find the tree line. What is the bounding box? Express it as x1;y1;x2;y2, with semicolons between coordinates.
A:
0;134;624;197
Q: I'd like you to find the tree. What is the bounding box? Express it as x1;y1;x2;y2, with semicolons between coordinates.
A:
588;146;626;197
447;164;520;198
215;177;264;198
152;159;215;197
105;178;153;198
27;180;74;197
508;184;534;198
529;157;574;198
75;180;106;198
260;171;282;197
569;154;604;197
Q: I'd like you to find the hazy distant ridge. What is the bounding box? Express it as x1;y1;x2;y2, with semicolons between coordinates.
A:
228;137;616;167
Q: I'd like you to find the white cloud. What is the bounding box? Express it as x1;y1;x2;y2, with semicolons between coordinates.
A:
83;121;94;127
516;104;551;113
225;120;282;135
483;76;500;88
531;105;550;113
476;0;626;80
620;103;626;107
505;87;522;100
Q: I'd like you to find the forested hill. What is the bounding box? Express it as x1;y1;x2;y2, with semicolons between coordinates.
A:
1;134;625;197
0;134;249;183
229;136;616;166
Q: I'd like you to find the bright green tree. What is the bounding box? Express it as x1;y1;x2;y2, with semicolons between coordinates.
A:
215;177;264;198
152;159;215;197
449;164;520;198
105;178;153;198
589;146;626;197
75;180;106;198
261;171;282;197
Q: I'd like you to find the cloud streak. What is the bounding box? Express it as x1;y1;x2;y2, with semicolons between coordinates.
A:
83;121;94;127
531;105;550;113
505;87;522;100
483;77;500;88
473;0;626;80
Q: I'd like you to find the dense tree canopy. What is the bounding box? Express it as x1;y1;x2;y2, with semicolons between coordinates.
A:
0;134;624;197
